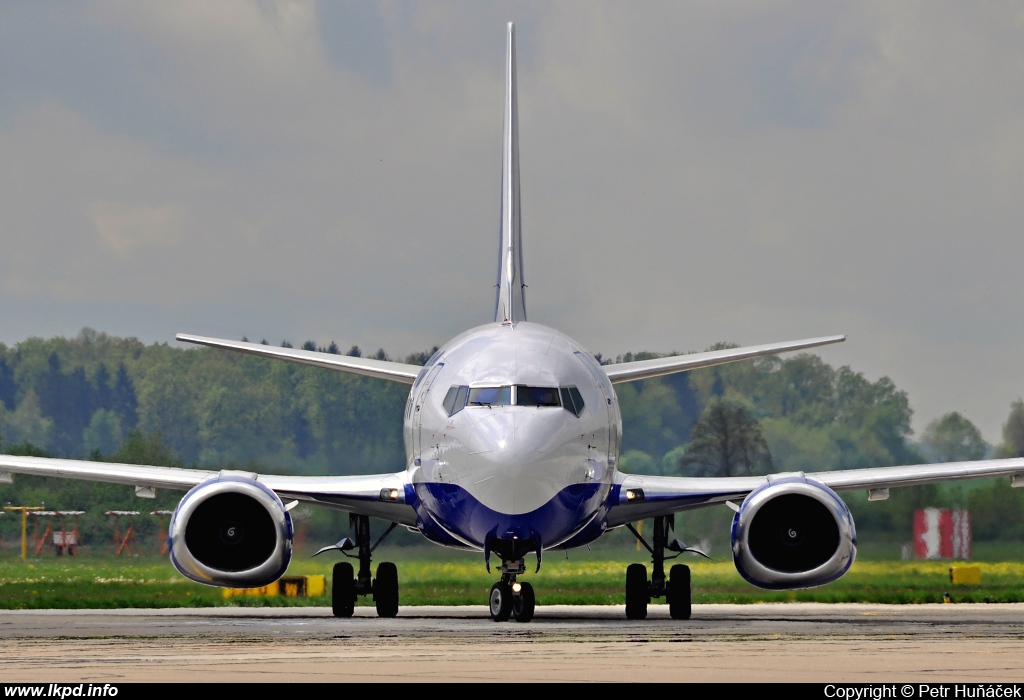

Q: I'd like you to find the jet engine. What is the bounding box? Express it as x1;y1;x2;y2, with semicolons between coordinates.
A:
169;473;293;587
731;476;856;590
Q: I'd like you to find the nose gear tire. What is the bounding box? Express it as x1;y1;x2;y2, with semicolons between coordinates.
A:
512;582;535;622
489;581;513;622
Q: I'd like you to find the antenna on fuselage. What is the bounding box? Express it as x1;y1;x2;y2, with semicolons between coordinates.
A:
494;21;526;326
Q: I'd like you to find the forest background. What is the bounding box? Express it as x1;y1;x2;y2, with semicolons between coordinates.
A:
1;327;1023;557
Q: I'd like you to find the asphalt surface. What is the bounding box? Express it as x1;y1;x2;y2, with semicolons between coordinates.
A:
3;604;1024;682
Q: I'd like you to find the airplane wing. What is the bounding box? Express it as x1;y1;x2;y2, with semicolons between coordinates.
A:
606;456;1024;527
0;454;417;526
602;335;846;384
176;334;424;385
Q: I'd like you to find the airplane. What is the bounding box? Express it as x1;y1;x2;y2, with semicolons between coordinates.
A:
3;23;1024;623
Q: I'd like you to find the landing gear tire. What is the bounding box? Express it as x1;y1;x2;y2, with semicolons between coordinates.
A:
625;563;649;620
332;561;355;618
489;582;513;622
374;561;399;618
512;582;535;623
668;564;691;620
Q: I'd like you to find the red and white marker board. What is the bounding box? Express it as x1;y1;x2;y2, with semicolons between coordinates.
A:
913;508;971;559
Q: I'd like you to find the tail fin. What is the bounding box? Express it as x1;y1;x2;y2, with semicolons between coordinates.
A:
495;22;526;325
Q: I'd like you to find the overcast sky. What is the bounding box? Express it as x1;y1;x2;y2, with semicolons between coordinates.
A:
1;1;1022;444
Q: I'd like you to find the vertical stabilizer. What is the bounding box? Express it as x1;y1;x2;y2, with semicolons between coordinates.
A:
495;22;526;325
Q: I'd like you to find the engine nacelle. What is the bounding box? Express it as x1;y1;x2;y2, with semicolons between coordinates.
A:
731;476;856;590
169;473;293;587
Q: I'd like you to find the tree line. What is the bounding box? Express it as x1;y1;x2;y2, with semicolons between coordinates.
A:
0;328;423;474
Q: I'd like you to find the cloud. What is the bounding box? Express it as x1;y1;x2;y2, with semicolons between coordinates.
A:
1;1;1023;441
90;201;186;258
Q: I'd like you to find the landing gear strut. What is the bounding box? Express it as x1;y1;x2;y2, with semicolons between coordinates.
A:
489;559;535;623
316;515;399;618
625;515;705;620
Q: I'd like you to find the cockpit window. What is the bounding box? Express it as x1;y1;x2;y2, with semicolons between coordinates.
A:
561;387;585;417
569;387;585;413
560;388;575;415
455;385;469;412
443;386;459;416
443;385;470;417
424;349;443;368
445;384;582;416
516;386;560;407
468;386;512;407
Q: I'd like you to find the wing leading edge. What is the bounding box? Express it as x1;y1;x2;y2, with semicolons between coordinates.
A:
0;454;417;526
176;334;423;384
602;335;846;384
606;457;1024;527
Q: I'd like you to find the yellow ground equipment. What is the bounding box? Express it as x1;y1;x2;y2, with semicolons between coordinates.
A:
949;566;982;585
222;575;327;599
3;505;44;560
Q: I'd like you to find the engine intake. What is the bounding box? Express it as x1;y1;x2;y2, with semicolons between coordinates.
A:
731;476;856;590
169;474;293;587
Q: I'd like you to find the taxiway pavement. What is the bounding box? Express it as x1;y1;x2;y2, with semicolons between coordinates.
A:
2;604;1023;682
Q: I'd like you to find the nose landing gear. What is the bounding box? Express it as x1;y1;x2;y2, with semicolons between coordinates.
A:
489;559;536;622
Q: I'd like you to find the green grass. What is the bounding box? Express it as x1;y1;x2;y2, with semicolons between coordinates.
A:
3;549;1024;608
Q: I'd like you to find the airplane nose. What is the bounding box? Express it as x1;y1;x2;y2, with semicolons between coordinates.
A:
463;411;574;514
465;411;517;455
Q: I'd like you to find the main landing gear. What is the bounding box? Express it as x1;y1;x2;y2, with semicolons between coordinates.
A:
624;515;709;621
314;514;399;618
488;558;536;623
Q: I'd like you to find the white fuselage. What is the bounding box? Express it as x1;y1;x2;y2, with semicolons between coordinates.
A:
402;322;621;553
